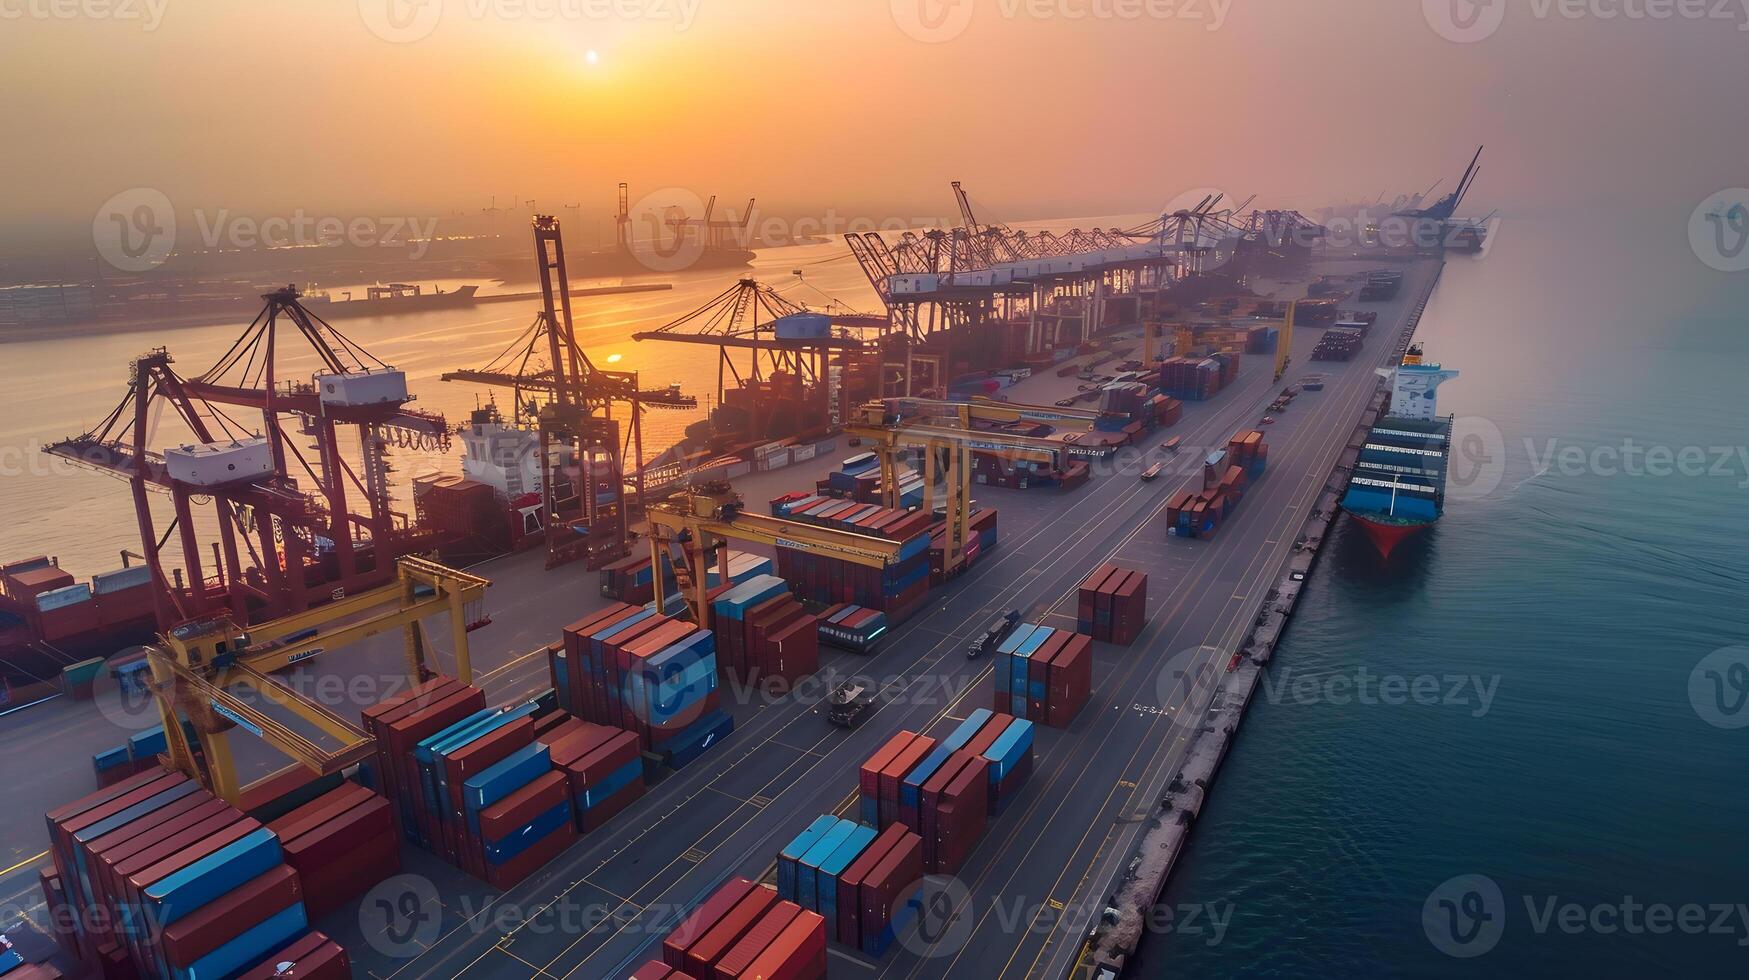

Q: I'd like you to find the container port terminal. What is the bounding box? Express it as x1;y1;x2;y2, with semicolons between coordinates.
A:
0;175;1476;980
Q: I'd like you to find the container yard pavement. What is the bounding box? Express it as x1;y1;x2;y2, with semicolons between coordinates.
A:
336;258;1443;980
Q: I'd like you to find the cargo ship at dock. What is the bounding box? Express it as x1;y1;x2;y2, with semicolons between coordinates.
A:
1340;343;1459;556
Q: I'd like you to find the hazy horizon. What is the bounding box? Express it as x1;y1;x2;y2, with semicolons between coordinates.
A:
5;0;1747;262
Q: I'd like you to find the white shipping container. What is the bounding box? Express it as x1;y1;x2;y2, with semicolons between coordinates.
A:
92;565;153;595
165;437;274;487
37;583;92;612
316;369;409;407
793;444;818;463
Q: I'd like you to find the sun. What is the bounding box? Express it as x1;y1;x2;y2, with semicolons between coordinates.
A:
585;49;600;66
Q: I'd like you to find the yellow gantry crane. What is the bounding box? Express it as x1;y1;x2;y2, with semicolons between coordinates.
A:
892;395;1102;433
1277;300;1296;381
646;483;904;624
843;400;1076;578
145;557;491;805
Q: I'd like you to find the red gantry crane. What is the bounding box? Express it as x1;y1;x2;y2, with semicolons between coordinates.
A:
443;215;689;569
45;287;451;629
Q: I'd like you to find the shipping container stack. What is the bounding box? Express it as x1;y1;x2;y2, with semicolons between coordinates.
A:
776;817;924;956
815;603;890;653
1312;328;1364;361
547;604;734;769
657;878;827;980
1158;356;1226;401
711;575;820;686
1078;565;1149;645
768;495;934;621
0;932;60;979
1227;430;1269;480
91;721;201;789
362;679;580;888
938;709;1034;814
1146;393;1184;429
546;718;645;833
265;781;400;918
1245;323;1281;354
855;731;993;874
992;625;1094;727
600;550;773;606
927;508;999;585
42;768;351;980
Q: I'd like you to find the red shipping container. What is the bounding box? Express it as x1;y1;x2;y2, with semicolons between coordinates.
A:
159;865;301;968
485;818;576;890
878;735;937;830
631;961;699;980
739;909;827;980
765;616;819;684
684;886;778;977
836;823;906;950
860;732;915;803
664;878;757;969
282;796;394;872
234;931;351;980
712;902;802;980
860;831;924;955
297;827;401;918
931;756;990;874
479;771;569;842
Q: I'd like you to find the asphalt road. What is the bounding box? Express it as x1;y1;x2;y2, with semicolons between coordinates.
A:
334;257;1441;980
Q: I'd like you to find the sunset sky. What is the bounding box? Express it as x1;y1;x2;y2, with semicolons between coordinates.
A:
3;0;1745;248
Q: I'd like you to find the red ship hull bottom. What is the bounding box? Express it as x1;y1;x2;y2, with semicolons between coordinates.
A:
1347;513;1433;558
